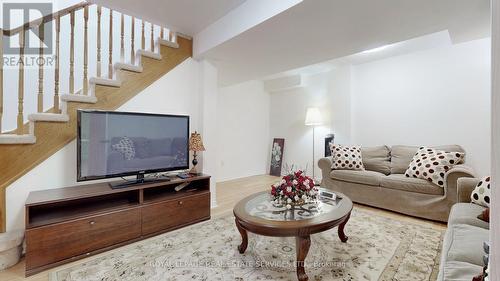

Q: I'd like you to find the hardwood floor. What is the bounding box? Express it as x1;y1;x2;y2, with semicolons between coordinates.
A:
0;174;446;281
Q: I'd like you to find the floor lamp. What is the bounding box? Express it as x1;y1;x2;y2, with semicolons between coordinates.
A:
305;107;323;184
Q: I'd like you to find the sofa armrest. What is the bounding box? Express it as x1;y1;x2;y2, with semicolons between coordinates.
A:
318;157;333;179
457;177;481;203
444;164;475;202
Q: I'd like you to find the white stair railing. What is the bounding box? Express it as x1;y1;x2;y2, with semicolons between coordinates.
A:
0;2;181;144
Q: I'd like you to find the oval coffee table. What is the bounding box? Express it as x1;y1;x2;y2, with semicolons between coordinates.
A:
233;189;353;281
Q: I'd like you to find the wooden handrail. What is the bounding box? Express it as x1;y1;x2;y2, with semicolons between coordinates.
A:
2;2;90;37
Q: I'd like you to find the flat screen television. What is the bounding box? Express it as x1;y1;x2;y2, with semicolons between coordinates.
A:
77;110;189;186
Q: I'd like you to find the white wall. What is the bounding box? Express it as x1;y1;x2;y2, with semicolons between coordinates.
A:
490;2;499;279
198;61;219;203
216;80;270;182
351;38;491;176
269;68;351;180
5;58;217;231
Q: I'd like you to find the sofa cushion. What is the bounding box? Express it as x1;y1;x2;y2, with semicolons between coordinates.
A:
404;147;465;187
448;203;489;229
330;145;365;170
441;224;489;266
361;146;391;175
330;170;383;186
380;174;444;195
390;145;465;174
471;176;491;207
438;261;483;281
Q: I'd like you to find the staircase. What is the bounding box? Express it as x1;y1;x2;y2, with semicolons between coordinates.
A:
0;2;193;232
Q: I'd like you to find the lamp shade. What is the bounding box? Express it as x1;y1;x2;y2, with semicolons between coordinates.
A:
305;107;323;126
189;131;205;152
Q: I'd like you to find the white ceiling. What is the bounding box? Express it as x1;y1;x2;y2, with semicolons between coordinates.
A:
201;0;490;86
90;0;246;35
264;30;455;80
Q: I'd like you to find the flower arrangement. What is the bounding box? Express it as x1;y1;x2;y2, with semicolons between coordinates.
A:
271;169;318;209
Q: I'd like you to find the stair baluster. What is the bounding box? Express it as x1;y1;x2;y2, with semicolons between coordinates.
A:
83;6;89;95
37;22;44;112
54;16;60;113
17;27;25;134
170;30;175;43
161;27;164;40
131;17;135;64
0;30;3;132
69;11;75;94
109;9;113;79
120;14;124;61
142;20;145;50
97;6;102;78
151;23;154;52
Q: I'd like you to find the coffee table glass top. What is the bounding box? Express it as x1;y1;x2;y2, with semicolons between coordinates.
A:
245;188;344;221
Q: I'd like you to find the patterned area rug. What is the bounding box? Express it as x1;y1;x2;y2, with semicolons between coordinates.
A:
50;209;444;281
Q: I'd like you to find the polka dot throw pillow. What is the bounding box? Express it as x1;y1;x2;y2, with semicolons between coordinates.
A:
329;144;365;170
404;146;464;187
112;136;136;160
471;176;491;207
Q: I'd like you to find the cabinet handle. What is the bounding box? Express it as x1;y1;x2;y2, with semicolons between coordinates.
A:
178;201;183;205
89;221;96;225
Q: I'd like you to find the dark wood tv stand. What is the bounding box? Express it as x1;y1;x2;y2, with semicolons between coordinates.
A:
24;174;211;276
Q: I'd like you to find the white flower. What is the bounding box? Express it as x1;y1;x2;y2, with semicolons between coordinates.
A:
302;194;307;200
292;180;298;185
274;199;279;204
294;195;299;201
280;179;286;185
280;191;284;195
286;186;292;193
287;198;292;203
286;204;292;209
304;180;310;186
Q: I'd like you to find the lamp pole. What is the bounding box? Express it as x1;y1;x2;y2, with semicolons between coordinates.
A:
312;125;316;180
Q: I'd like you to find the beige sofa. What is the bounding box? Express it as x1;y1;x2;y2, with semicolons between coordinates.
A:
319;145;475;222
438;177;489;280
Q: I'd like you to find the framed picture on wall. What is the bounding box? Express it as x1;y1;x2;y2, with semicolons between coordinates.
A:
270;138;285;176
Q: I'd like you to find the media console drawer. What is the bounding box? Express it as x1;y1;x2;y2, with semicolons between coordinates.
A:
26;208;141;270
142;191;210;235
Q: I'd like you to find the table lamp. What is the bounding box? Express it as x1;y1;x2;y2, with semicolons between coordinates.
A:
189;131;205;175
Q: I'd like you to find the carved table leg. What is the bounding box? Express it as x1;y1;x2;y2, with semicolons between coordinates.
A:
296;235;311;281
235;218;248;254
338;212;351;243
